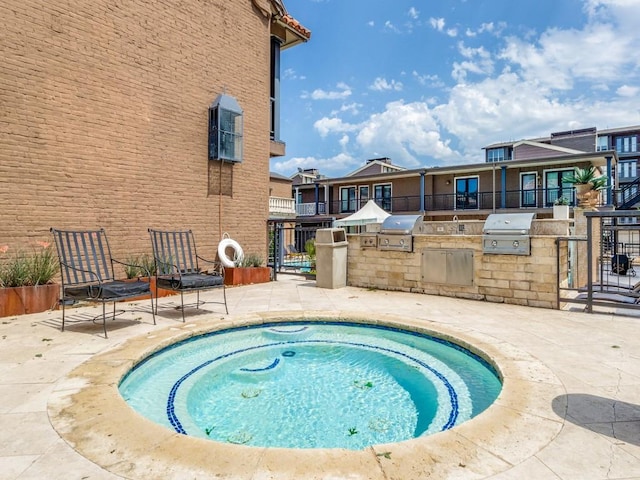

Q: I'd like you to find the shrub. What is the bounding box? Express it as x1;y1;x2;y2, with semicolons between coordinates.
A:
239;253;264;267
0;241;59;287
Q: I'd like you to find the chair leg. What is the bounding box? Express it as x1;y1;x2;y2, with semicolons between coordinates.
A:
61;296;66;332
222;285;228;314
149;291;156;325
154;279;159;314
196;290;200;310
180;291;185;322
103;303;108;339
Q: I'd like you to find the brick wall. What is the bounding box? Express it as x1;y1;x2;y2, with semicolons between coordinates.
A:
347;232;560;309
0;1;273;268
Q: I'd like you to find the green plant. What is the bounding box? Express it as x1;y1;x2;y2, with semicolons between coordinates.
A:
554;196;570;206
305;239;316;270
0;241;59;287
123;253;157;278
238;253;264;268
566;166;607;190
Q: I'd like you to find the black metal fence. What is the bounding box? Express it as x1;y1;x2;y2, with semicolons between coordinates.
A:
557;210;640;314
267;220;333;280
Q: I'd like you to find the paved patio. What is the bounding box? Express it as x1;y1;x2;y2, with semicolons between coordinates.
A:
1;273;639;479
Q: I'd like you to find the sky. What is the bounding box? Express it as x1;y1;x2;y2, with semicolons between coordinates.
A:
270;0;640;178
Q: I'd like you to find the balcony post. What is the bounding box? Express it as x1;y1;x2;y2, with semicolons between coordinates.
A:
501;165;507;209
314;181;319;216
605;155;613;205
419;170;426;213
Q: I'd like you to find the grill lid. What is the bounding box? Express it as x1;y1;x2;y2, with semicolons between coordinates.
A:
482;213;536;235
380;215;423;234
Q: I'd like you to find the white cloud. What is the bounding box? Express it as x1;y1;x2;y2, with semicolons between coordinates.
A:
272;153;360;178
369;77;404;91
302;83;352;100
408;7;419;19
339;134;350;148
384;20;400;33
446;28;458;37
283;68;305;80
331;102;362;116
429;17;445;31
617;85;639;96
412;71;444;88
367;20;375;27
313;117;359;138
356;101;462;166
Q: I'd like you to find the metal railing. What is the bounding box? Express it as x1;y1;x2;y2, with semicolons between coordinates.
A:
300;188;600;217
558;210;640;314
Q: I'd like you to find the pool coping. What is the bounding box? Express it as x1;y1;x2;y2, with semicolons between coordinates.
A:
48;310;566;479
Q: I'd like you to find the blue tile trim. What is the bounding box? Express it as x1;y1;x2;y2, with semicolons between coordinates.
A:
268;326;309;333
165;338;459;435
239;357;280;372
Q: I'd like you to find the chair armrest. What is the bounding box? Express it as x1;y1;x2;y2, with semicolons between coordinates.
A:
112;258;153;278
197;255;225;275
59;261;102;284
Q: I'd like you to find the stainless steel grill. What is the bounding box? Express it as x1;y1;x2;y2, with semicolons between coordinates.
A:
378;215;423;252
482;213;536;255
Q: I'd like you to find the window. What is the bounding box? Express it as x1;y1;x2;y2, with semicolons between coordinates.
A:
618;160;637;179
455;177;478;209
616;135;638;153
596;136;609;151
208;94;243;163
374;183;392;211
359;186;369;209
486;147;511;163
520;172;537;208
545;169;574;206
340;187;357;213
270;38;281;141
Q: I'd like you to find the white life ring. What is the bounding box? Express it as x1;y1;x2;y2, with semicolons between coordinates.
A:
218;238;244;268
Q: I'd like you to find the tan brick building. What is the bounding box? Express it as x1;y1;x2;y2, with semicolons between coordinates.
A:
0;0;308;265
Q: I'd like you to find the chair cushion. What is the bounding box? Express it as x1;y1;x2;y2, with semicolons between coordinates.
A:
156;273;224;291
65;280;150;300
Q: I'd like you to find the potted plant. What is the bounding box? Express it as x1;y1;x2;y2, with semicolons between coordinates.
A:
224;253;271;286
566;166;607;206
303;239;316;279
122;253;175;301
553;196;570;219
0;241;60;317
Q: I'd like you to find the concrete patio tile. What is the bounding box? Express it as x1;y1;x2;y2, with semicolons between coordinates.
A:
2;274;640;479
489;456;561;480
535;421;640;480
0;412;60;457
0;383;54;414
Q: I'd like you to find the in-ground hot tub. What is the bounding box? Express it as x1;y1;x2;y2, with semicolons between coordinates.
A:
48;312;564;479
119;321;502;449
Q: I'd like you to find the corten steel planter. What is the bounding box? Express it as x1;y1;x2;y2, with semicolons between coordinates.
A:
0;283;60;317
224;267;271;286
124;277;177;302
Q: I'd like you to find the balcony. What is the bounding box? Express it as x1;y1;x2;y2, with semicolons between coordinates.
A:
297;188;607;218
269;196;296;218
296;202;327;216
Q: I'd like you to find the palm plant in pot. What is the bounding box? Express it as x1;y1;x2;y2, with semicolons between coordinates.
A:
566;166;607;206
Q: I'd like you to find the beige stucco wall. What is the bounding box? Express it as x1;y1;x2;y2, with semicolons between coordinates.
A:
347;231;561;309
0;1;274;265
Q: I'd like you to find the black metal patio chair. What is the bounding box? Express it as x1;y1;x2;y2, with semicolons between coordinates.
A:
50;228;155;338
148;229;228;321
